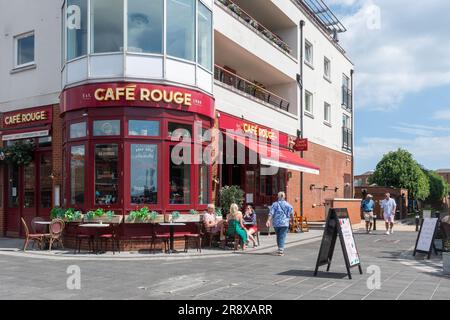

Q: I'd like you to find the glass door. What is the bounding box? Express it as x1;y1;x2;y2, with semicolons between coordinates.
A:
38;152;53;217
21;162;37;236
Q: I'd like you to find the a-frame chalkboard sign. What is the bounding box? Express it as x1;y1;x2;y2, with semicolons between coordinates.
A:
314;208;363;280
413;218;439;259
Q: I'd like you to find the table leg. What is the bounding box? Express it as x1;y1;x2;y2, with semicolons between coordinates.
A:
169;225;175;254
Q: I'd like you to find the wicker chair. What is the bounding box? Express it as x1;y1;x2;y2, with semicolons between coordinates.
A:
21;218;46;251
47;219;65;251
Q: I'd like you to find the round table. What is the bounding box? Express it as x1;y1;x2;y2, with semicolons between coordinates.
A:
158;222;186;253
78;224;111;254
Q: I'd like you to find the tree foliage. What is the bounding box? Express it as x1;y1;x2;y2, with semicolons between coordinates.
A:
423;169;449;203
219;185;245;215
369;149;430;200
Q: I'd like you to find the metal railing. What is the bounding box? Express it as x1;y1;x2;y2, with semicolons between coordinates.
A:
342;127;353;152
216;0;292;55
342;86;352;112
214;65;290;112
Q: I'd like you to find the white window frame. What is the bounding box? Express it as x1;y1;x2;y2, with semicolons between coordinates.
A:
305;90;314;115
343;114;350;129
14;31;35;69
324;56;331;80
324;102;331;124
305;40;313;67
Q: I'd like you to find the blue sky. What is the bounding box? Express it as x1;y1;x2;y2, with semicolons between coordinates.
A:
327;0;450;174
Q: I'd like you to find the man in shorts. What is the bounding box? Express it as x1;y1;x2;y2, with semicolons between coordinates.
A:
361;194;375;233
381;193;397;235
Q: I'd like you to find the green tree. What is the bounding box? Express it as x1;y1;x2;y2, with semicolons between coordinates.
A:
369;149;430;200
219;185;245;215
423;169;449;203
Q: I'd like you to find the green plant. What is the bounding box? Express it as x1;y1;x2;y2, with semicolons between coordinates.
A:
105;210;115;220
127;207;153;222
220;185;245;215
215;207;223;217
171;211;181;221
189;209;199;215
64;208;82;222
86;208;106;221
50;207;65;219
1;141;35;166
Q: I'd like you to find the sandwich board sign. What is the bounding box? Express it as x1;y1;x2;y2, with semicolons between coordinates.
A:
413;218;439;259
314;208;363;280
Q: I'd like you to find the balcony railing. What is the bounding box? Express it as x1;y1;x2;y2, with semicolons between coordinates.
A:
342;86;352;112
216;0;292;55
342;127;353;152
214;65;290;112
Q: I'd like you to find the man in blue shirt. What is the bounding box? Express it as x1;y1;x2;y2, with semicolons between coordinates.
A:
361;194;375;234
266;192;293;256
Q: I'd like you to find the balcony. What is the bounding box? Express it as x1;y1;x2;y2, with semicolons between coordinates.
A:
342;127;353;152
342;86;352;112
214;65;290;112
216;0;293;56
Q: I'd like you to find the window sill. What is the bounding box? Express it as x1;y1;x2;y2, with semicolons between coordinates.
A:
10;64;36;74
323;75;332;84
323;121;332;128
304;112;314;119
305;61;314;70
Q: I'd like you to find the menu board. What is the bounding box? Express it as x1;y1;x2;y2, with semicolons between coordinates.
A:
415;218;438;253
339;218;360;266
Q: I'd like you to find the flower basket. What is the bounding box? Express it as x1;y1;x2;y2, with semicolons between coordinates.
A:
125;214;164;224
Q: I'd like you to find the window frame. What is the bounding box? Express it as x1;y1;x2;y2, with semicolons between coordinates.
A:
324;56;331;81
304;90;314;116
305;40;313;67
14;31;35;69
324;102;332;125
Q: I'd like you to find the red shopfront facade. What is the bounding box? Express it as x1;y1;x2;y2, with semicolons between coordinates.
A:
60;82;215;217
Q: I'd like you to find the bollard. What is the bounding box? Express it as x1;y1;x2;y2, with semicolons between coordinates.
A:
415;214;420;232
373;216;377;231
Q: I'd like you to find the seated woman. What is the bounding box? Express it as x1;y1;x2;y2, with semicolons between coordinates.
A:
243;205;258;247
226;203;248;250
202;204;224;238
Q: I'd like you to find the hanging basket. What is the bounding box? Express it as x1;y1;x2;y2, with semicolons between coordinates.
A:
0;141;36;166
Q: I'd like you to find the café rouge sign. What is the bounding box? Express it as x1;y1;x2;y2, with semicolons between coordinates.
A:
94;85;192;106
4;110;49;126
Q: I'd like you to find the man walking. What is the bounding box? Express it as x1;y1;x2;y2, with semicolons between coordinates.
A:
361;194;375;234
381;193;396;235
266;192;293;256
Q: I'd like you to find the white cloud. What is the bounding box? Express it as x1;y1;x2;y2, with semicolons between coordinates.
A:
432;109;450;120
336;0;450;110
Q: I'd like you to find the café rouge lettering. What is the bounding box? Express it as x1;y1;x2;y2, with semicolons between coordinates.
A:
94;86;192;106
4;111;48;126
242;123;276;140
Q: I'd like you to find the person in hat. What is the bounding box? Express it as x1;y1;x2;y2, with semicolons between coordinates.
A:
361;194;375;234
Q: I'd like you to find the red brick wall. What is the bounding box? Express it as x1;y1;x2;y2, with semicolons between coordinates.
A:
325;199;361;225
289;141;353;222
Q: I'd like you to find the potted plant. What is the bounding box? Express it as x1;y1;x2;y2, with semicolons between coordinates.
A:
63;208;83;222
220;185;245;215
50;207;66;220
126;207;162;223
176;209;201;223
85;208;119;223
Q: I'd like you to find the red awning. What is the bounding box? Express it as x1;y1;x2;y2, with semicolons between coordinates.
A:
224;132;320;175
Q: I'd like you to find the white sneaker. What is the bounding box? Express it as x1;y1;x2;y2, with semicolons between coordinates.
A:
385;231;390;235
390;230;394;234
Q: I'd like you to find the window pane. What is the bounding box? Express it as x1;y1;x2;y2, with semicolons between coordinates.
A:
95;144;119;205
71;146;85;205
70;122;87;139
24;163;35;208
93;120;120;136
67;0;88;60
129;120;160;136
305;41;313;64
40;154;52;208
17;34;35;66
8;166;19;208
128;0;163;54
305;91;312;113
168;122;192;138
167;0;195;61
131;144;158;204
198;3;212;70
198;163;209;205
169;146;191;204
324;103;331;122
38;136;52;148
91;0;124;53
324;58;330;77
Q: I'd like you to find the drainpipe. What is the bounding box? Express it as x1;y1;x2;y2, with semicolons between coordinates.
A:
299;20;305;217
350;69;355;198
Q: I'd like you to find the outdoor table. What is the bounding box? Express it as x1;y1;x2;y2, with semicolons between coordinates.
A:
78;224;111;254
158;222;186;254
34;221;52;249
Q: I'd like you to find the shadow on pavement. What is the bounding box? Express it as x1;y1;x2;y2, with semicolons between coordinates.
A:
277;269;349;279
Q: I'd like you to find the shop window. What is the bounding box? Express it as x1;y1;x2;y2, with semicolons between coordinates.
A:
129;120;160;137
198;2;212;71
66;0;88;60
131;144;158;204
167;0;195;62
38;137;52;148
70;145;85;205
40;154;52;208
14;32;35;68
95;144;119;205
168;122;192;139
169;146;191;204
93;120;120;136
24;163;36;208
8;166;19;208
128;0;163;54
70;122;87;139
198;163;209;205
90;0;124;53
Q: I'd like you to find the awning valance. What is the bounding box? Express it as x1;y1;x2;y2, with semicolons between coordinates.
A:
1;125;51;141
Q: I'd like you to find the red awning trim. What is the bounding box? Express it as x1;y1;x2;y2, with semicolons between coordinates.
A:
224;132;320;175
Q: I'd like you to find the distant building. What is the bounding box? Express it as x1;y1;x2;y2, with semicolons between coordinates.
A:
354;171;374;187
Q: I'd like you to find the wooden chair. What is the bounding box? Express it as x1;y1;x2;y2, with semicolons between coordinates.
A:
184;222;203;253
21;218;46;251
47;219;65;251
98;215;122;255
151;227;170;253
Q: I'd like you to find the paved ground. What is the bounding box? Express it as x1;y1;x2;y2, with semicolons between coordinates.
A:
0;225;448;300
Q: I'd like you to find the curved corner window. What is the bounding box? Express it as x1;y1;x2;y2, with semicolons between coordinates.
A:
70;145;85;205
66;0;87;60
128;0;163;54
167;0;195;61
93;120;120;136
198;2;212;71
90;0;124;53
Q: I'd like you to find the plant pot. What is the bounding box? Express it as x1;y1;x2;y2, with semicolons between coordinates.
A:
176;214;201;223
125;215;164;224
443;252;450;275
63;218;83;223
87;215;123;224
